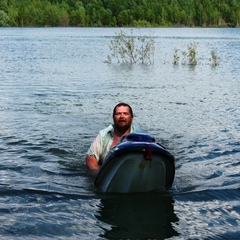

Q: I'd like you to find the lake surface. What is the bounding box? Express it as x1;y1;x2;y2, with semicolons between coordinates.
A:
0;27;240;239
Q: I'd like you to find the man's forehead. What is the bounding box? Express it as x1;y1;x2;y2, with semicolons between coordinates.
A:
115;106;130;112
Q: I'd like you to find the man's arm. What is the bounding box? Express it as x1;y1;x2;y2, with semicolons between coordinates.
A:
86;154;100;170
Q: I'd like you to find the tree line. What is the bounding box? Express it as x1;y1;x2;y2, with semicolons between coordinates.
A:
0;0;240;27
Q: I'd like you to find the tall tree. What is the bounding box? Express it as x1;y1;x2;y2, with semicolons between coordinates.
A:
0;10;9;26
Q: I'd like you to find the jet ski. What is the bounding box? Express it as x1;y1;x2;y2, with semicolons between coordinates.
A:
94;133;175;193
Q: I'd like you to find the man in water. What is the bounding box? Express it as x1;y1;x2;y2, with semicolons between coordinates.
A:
86;103;146;171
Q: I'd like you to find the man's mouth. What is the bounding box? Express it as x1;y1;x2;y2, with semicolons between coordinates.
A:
118;120;125;124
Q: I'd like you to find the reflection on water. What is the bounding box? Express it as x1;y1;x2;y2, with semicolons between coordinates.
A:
96;193;179;239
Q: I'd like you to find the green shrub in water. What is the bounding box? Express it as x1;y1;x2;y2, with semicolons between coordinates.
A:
187;42;198;65
173;49;180;65
106;32;219;67
210;50;220;66
105;30;155;65
181;42;197;65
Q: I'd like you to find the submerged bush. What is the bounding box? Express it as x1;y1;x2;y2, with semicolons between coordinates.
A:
105;30;155;65
105;31;219;67
173;49;180;65
181;42;198;65
210;50;220;66
187;42;198;65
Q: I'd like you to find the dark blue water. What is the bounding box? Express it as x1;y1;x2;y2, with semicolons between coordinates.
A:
0;27;240;239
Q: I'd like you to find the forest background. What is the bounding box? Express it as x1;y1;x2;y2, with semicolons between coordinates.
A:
0;0;240;27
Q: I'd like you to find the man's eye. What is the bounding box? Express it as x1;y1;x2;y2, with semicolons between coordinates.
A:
115;112;129;116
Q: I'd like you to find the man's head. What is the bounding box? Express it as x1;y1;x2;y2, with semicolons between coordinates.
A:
113;103;134;133
112;103;133;117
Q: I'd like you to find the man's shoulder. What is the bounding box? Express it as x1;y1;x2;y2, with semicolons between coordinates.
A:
131;123;146;133
99;124;114;135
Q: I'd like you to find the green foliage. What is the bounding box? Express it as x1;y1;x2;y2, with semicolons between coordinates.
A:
0;0;239;27
132;19;152;27
106;31;220;66
173;49;180;65
105;30;155;65
187;42;198;65
210;50;220;66
172;43;219;66
181;43;198;65
181;50;188;65
138;34;155;64
0;10;9;26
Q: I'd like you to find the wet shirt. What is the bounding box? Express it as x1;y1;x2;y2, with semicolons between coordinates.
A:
86;124;146;164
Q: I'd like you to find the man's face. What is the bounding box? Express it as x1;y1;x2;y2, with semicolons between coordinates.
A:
113;106;133;132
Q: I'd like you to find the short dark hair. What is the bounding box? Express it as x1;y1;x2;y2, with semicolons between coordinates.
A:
113;103;133;117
